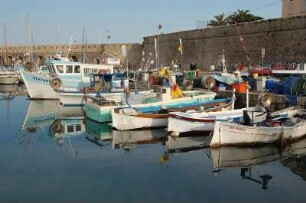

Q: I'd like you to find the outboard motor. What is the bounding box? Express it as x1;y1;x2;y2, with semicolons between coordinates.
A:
242;110;252;126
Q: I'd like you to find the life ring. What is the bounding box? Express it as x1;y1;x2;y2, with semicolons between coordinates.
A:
50;121;64;135
260;94;272;107
50;77;62;91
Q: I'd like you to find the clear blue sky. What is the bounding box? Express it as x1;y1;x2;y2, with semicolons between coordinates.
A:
0;0;282;45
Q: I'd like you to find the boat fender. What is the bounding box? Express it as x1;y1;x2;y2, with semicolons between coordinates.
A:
50;77;62;91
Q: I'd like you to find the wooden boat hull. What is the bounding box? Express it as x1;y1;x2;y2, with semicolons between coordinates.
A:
167;108;262;135
112;108;168;130
112;97;230;131
210;120;306;147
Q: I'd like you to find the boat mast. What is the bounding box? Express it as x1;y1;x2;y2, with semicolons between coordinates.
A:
82;26;86;63
3;22;8;66
26;12;33;62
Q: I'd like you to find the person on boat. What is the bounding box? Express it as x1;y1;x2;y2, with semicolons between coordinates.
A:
160;66;171;87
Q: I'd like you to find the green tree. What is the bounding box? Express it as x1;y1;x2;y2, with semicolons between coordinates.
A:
228;9;263;24
208;13;229;26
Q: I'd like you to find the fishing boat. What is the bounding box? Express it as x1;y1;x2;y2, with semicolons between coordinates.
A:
210;112;306;148
167;90;278;136
111;97;233;131
0;71;20;85
85;87;216;123
19;56;113;99
56;72;153;106
167;107;267;136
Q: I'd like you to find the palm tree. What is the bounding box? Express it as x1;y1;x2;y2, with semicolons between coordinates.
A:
208;13;229;27
228;9;263;24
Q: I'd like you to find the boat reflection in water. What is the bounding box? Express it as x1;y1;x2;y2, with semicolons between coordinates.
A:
159;135;210;164
210;137;306;189
281;137;306;181
112;129;166;151
0;84;20;93
85;119;112;147
166;135;210;153
210;146;277;190
20;100;85;149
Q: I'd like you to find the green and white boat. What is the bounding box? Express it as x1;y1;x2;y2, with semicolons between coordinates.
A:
84;87;217;123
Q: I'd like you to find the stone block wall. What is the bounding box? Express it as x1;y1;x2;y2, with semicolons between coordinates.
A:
143;16;306;71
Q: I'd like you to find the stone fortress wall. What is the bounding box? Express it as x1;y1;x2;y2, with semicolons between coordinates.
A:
1;16;306;71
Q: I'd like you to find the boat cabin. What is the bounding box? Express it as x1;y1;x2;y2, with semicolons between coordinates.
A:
90;72;126;93
45;58;114;89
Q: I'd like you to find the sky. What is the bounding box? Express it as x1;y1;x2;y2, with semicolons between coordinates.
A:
0;0;282;45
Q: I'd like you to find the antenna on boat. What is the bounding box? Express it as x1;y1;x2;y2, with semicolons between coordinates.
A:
66;35;75;58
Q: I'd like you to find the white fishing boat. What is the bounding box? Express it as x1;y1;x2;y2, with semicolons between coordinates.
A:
0;71;20;84
19;56;113;99
166;89;286;136
210;116;306;147
167;107;266;136
111;98;233;131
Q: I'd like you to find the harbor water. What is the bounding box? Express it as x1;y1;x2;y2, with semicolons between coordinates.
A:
1;86;306;203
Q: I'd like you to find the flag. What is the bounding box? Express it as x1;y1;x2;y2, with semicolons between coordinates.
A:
178;38;183;55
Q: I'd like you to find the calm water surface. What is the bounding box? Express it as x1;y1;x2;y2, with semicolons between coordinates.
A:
1;87;306;203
